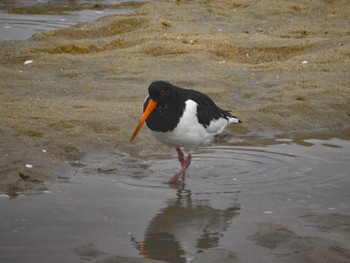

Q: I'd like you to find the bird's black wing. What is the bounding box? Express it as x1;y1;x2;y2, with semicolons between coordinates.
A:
188;91;233;128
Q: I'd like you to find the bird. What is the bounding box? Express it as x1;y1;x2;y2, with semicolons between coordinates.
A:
130;80;241;184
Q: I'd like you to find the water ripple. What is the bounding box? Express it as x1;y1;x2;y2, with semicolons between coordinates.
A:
115;139;350;200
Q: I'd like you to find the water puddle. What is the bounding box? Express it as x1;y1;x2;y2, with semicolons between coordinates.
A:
0;138;349;262
0;0;149;41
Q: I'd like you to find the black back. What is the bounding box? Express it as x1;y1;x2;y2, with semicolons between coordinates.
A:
144;81;233;132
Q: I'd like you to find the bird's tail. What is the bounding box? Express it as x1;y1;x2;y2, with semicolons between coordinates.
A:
228;115;241;124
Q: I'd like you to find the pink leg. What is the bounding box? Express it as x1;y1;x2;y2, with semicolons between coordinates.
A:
176;147;185;167
168;154;192;184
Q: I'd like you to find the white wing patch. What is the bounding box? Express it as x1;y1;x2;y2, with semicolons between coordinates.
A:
206;117;229;134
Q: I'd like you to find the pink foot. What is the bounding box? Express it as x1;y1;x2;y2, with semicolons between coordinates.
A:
168;154;192;184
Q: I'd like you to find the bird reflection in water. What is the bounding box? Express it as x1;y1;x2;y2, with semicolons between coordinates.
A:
130;184;240;263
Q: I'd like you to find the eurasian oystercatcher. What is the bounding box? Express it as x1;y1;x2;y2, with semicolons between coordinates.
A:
131;80;241;184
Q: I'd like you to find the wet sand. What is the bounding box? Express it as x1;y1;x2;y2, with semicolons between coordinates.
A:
0;0;350;262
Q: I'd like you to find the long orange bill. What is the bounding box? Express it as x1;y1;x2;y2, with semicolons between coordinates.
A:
130;99;157;142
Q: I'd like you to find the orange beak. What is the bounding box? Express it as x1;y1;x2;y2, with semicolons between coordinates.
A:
130;99;157;142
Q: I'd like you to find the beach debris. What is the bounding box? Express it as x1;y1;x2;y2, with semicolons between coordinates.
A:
161;21;171;27
263;211;274;214
19;172;31;181
24;60;33;65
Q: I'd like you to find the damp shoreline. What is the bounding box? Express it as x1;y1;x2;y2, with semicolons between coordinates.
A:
0;0;150;41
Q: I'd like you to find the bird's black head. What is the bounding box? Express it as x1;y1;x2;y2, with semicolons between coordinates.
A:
148;80;176;103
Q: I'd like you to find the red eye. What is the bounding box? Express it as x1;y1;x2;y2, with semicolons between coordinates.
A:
159;88;166;96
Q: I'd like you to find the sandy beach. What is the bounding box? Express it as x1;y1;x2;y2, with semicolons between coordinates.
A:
0;1;350;262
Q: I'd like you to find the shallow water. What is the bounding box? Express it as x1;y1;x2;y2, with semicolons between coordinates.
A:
0;9;130;41
0;0;149;41
1;138;349;262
